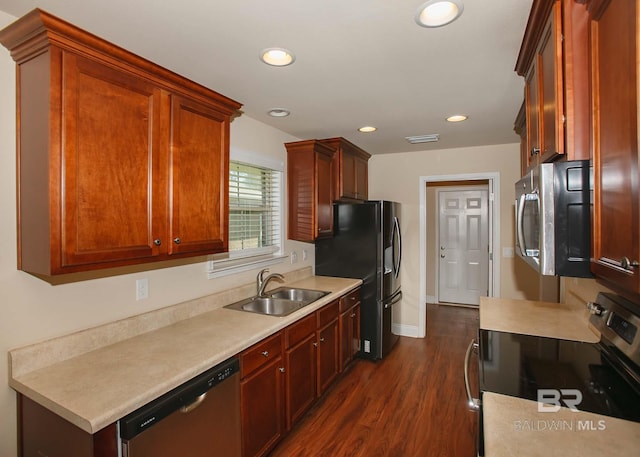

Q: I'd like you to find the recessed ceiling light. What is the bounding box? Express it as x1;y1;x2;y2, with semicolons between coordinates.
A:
415;0;464;28
405;134;440;144
358;126;377;133
268;108;291;117
260;48;295;66
446;114;468;122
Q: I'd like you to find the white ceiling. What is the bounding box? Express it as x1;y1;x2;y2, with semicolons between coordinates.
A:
0;0;532;155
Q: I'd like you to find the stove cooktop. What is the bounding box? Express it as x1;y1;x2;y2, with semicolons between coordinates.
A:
478;329;640;422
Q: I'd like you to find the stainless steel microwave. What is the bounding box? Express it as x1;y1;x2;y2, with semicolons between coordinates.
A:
514;160;591;277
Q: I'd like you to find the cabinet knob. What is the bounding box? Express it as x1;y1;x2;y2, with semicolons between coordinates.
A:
350;313;356;318
530;147;540;157
320;337;325;343
153;239;161;246
440;254;445;259
261;351;269;357
313;342;318;347
173;237;181;245
279;367;285;373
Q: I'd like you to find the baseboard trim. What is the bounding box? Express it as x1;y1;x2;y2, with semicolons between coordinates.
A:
392;323;421;338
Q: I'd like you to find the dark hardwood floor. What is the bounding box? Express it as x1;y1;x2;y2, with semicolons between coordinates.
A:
271;304;480;457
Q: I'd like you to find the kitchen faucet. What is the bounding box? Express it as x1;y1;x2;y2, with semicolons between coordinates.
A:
256;268;285;297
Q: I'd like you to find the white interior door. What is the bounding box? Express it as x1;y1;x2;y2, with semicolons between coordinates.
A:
438;187;489;305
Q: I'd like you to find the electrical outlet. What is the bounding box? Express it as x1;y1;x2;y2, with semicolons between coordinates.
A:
290;251;298;264
136;278;149;300
302;249;308;261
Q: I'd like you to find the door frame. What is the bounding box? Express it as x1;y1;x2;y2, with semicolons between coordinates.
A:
436;184;489;306
418;172;501;337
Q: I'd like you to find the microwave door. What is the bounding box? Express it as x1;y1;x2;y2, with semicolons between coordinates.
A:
516;191;542;270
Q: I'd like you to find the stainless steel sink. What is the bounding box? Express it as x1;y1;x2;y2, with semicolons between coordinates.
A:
224;287;330;316
267;287;329;303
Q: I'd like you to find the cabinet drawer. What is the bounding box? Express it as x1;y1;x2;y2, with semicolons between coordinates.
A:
285;314;316;348
317;300;339;328
240;332;283;377
339;288;361;312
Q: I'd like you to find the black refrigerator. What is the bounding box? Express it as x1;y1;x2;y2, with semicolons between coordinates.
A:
315;201;402;360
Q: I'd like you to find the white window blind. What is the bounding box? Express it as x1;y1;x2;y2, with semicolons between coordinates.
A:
229;161;282;257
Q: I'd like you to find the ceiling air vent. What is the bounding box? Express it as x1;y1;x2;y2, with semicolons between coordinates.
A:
405;134;440;144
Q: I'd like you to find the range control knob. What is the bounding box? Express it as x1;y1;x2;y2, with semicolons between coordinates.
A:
587;302;605;316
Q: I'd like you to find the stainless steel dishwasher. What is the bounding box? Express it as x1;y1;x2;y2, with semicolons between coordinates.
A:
119;357;241;457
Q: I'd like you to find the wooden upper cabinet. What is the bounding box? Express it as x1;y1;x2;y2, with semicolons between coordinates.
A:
285;140;335;242
587;0;640;295
168;95;229;255
60;52;166;267
321;137;371;201
514;102;528;177
515;0;589;174
0;9;241;278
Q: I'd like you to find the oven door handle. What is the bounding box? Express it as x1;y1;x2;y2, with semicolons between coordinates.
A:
464;338;481;411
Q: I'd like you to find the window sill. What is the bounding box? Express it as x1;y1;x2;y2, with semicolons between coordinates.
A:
207;253;287;279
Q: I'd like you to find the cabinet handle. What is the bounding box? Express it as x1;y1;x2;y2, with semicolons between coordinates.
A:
261;351;269;357
530;147;540;157
621;257;639;270
279;367;285;373
153;239;161;246
173;237;181;245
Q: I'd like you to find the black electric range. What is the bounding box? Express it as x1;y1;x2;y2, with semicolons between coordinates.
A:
469;292;640;455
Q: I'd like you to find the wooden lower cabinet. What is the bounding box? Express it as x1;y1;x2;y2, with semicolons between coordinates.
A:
239;332;285;457
339;288;361;372
316;302;340;396
18;395;118;457
284;314;317;431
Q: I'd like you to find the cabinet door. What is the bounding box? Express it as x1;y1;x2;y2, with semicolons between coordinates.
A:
350;303;361;361
60;52;165;268
240;357;284;457
538;3;565;162
316;319;339;396
590;0;640;293
316;151;334;238
525;60;541;170
169;95;229;255
284;334;317;431
341;152;358;199
354;157;368;200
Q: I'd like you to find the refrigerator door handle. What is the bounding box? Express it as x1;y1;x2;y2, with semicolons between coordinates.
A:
384;290;403;309
393;216;402;278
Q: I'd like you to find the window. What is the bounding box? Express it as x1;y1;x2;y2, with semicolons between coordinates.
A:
229;161;281;256
208;153;284;278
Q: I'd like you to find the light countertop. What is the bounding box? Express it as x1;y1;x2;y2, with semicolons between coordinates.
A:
483;392;640;456
8;272;361;434
479;296;600;342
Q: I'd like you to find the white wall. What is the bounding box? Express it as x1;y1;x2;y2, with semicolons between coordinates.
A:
368;143;529;333
0;10;314;455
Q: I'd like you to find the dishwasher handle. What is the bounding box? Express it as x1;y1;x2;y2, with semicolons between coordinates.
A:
464;339;481;411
